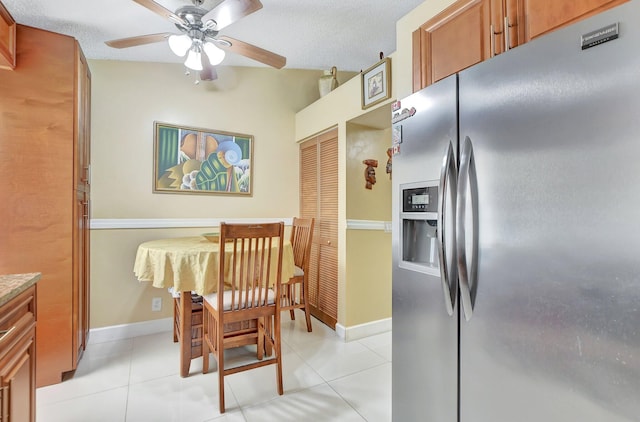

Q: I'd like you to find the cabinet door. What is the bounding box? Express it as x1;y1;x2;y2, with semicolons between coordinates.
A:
0;1;16;70
0;286;37;422
300;129;338;329
316;135;338;327
75;43;91;193
74;42;91;362
0;330;35;422
413;0;492;91
74;189;90;362
517;0;628;41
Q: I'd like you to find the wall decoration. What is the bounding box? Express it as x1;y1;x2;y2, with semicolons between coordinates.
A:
363;159;378;189
361;57;391;110
153;121;253;195
319;66;340;97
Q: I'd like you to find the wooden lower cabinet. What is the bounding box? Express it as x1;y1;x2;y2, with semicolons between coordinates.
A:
0;286;37;422
300;129;339;329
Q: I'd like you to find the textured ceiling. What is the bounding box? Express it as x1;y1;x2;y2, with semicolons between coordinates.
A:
3;0;424;72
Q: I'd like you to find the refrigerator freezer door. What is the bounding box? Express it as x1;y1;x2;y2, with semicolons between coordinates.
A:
458;3;640;421
392;75;458;422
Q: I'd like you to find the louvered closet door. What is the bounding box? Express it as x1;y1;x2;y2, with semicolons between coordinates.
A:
299;129;338;328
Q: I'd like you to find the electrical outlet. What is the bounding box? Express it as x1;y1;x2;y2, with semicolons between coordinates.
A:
151;297;162;312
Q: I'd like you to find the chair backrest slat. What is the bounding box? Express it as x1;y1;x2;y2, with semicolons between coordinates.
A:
218;222;284;312
290;217;315;272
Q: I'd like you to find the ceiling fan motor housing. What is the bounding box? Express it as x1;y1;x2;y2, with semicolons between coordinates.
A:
175;5;219;34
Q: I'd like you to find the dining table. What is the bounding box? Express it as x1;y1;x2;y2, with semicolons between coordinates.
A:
133;235;295;377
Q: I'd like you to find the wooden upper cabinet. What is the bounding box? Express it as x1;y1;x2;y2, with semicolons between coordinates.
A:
0;0;16;70
516;0;628;42
413;0;492;91
413;0;627;91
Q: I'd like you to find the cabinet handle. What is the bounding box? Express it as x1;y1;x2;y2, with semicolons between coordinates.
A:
0;326;15;341
326;241;331;245
491;24;504;57
490;24;495;57
83;201;89;217
504;17;510;51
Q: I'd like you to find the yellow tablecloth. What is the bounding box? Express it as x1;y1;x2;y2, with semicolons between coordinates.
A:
133;236;294;296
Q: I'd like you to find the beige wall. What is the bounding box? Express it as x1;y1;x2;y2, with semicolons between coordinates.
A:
345;230;392;325
294;0;456;330
344;123;392;326
346;124;392;222
89;61;333;328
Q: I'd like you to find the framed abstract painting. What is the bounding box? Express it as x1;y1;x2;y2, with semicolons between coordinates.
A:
153;122;253;195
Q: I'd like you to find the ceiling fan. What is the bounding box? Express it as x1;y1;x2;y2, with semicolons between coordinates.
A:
105;0;286;81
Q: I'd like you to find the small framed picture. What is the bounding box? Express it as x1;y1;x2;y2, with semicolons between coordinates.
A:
361;57;391;110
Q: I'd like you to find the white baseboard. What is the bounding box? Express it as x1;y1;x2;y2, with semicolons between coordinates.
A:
335;317;391;342
89;316;392;344
88;318;172;344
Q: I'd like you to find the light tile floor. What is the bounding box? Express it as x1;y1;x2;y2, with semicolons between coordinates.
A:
36;312;392;422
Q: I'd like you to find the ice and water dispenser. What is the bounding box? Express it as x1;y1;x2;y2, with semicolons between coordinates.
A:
399;181;440;276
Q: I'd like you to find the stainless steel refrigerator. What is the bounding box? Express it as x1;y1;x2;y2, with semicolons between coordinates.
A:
392;2;640;421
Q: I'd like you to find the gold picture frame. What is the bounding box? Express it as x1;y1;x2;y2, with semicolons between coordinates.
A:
153;121;253;196
361;57;391;110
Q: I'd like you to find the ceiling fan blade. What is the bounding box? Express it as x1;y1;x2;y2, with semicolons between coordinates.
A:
105;33;173;48
216;35;286;69
202;0;263;31
200;54;218;81
132;0;187;26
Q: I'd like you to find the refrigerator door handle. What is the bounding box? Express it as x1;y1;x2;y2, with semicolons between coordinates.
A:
437;141;458;316
457;136;479;321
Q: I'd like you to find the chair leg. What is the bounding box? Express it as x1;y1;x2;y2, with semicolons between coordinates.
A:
302;280;312;332
287;285;296;320
264;316;273;357
274;313;284;396
202;304;209;374
288;285;296;320
257;317;265;360
217;320;225;413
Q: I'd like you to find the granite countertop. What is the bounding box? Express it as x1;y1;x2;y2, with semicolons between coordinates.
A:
0;273;41;307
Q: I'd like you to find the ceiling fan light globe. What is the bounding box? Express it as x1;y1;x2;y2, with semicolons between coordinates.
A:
184;49;204;71
168;34;192;57
203;42;226;66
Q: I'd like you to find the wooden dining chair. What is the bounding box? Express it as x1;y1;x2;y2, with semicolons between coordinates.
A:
281;217;315;332
201;222;285;413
